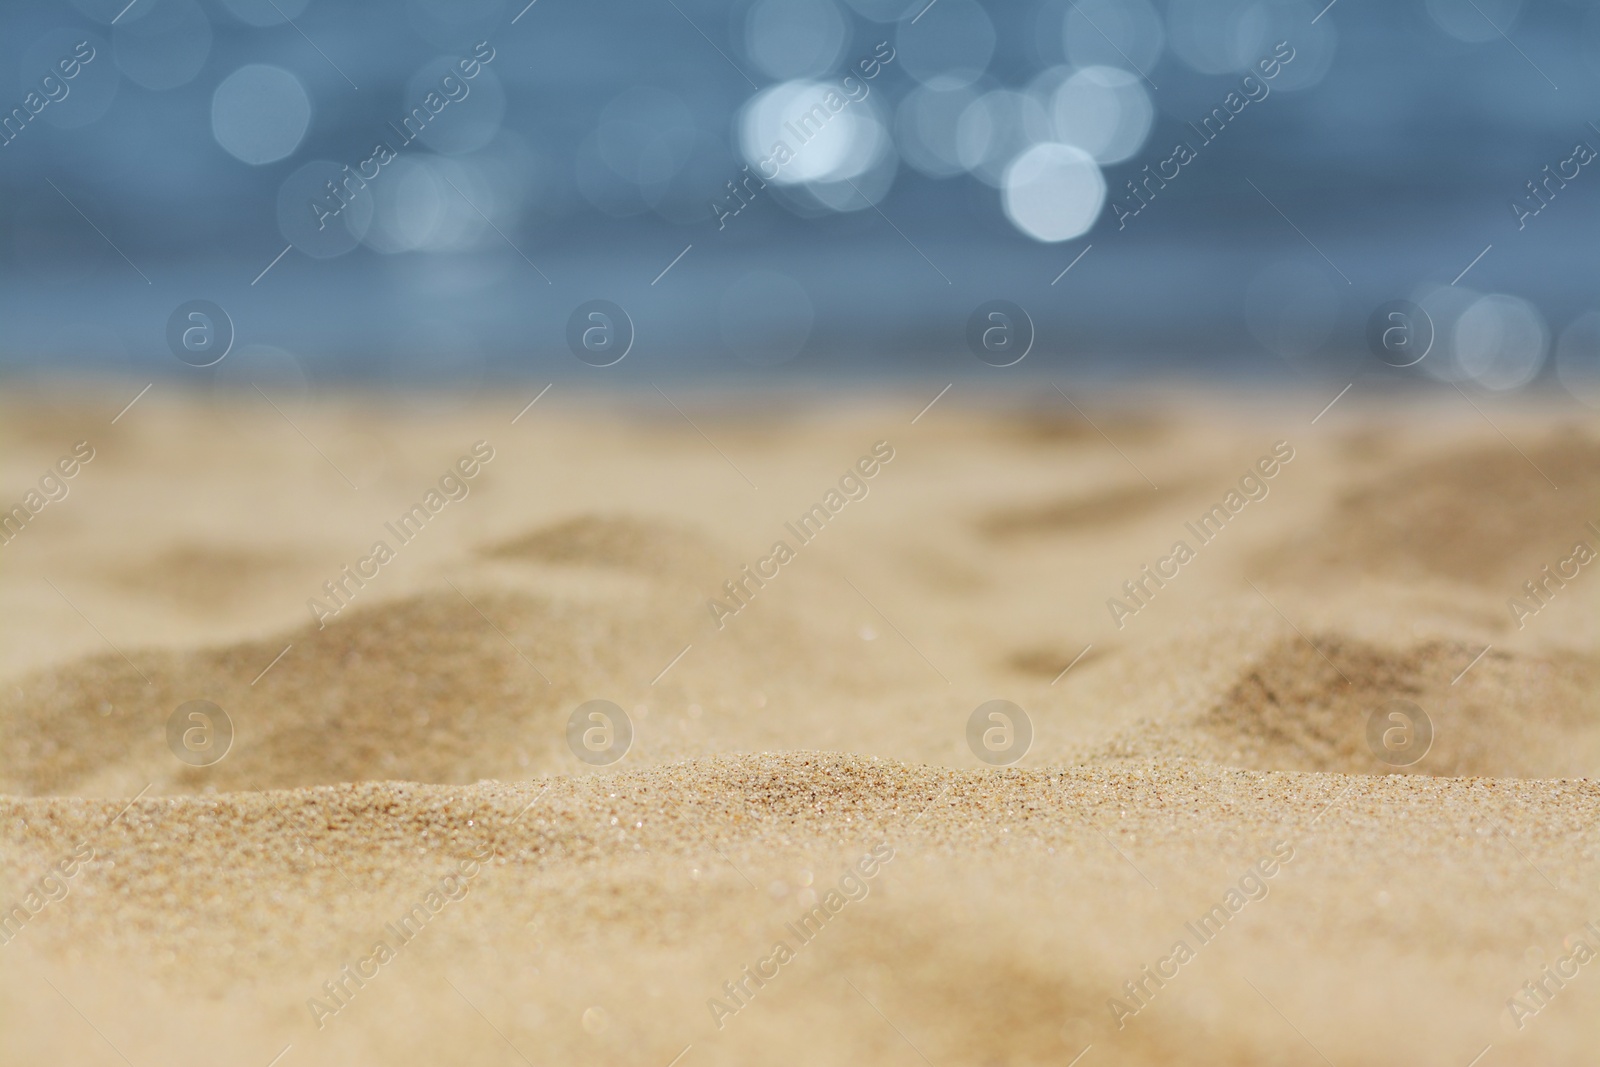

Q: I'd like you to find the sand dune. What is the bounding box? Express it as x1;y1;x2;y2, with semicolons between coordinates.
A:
1106;634;1600;777
483;512;731;581
1257;429;1600;590
3;392;1599;1065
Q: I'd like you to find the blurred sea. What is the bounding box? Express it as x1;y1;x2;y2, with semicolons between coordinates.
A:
3;0;1600;391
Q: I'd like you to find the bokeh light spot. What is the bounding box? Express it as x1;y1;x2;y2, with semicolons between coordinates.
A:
212;65;311;165
746;0;849;80
1001;142;1105;242
113;0;212;92
1051;66;1153;165
896;0;995;89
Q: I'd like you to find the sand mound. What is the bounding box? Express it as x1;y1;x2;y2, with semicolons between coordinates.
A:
102;545;305;612
0;567;915;798
1006;643;1105;679
1258;429;1600;588
995;407;1167;446
1103;633;1600;777
977;481;1171;539
483;513;730;583
0;589;600;796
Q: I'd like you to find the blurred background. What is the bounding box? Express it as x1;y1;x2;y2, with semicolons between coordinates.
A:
3;0;1600;393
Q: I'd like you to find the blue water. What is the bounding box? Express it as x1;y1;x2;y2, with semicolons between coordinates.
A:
1;0;1594;383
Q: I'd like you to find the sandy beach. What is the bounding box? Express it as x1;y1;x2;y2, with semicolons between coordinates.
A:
3;386;1598;1066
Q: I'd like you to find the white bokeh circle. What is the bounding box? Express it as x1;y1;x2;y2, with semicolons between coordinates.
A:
1002;142;1106;242
212;64;311;165
1051;66;1153;165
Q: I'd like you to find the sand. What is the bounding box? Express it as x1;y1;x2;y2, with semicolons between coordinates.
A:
2;385;1598;1065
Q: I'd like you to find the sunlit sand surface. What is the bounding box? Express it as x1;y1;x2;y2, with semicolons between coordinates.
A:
3;387;1597;1065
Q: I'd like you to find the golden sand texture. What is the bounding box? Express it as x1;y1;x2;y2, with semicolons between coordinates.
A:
4;759;1599;1065
1255;430;1600;589
1105;634;1600;777
2;389;1599;1065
